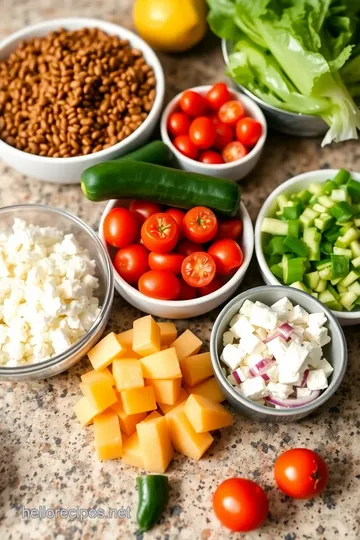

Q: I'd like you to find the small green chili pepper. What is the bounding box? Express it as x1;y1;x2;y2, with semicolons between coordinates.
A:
136;475;170;533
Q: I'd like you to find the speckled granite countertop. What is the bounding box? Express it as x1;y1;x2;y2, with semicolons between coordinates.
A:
1;4;360;540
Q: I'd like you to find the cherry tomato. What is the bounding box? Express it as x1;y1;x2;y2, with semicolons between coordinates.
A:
173;135;198;160
179;90;207;116
222;141;247;163
167;111;191;137
213;122;233;151
208;239;244;275
103;208;139;248
236;117;262;147
218;100;245;125
197;275;224;296
113;244;149;285
213;478;269;532
198;150;224;164
189;117;216;149
215;219;243;241
165;208;186;236
274;449;329;499
181;252;216;288
129;200;162;224
141;213;179;253
139;270;181;300
177;240;203;256
206;82;231;110
183;206;218;244
179;278;197;300
148;252;185;274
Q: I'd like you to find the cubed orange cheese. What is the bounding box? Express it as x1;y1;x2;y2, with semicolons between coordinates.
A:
158;322;178;346
122;432;144;469
184;376;225;403
81;367;115;386
111;393;147;436
112;359;144;391
166;404;213;460
88;332;126;370
141;348;181;380
80;378;117;413
184;394;233;433
180;352;213;387
137;413;173;473
133;315;161;357
116;329;133;349
170;330;202;361
158;387;189;415
94;411;123;460
73;396;99;427
145;378;182;405
121;386;157;415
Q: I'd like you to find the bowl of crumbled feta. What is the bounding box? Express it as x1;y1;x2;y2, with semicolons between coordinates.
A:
0;205;114;381
210;285;347;422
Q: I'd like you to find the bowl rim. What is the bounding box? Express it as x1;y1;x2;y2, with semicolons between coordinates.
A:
0;17;165;163
99;198;254;308
255;168;360;321
210;285;348;417
0;203;114;374
160;84;267;170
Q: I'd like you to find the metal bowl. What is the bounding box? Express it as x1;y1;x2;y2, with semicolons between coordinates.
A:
222;39;328;137
0;205;114;381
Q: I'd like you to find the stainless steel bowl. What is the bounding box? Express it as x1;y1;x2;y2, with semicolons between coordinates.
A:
0;205;114;381
222;40;328;137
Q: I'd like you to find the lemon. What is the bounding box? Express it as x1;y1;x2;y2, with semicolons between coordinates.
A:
133;0;207;53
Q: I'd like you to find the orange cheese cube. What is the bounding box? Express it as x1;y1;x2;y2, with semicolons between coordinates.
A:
121;386;157;415
158;322;178;346
166;404;213;460
133;315;161;357
170;330;202;361
137;413;173;473
184;394;233;433
184;376;225;403
145;378;182;405
88;332;126;370
73;396;99;427
112;359;144;391
116;329;133;349
94;411;123;460
158;387;189;415
80;378;117;413
141;348;181;380
111;394;147;436
122;432;144;469
81;367;115;386
180;352;213;387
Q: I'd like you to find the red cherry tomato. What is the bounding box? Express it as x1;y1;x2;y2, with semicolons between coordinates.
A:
236;117;262;147
129;200;162;224
198;150;224;164
215;219;243;241
222;141;247;163
148;252;185;274
213;122;233;151
206;82;231;110
218;100;245;125
113;244;149;285
183;206;218;243
189;117;216;149
213;478;269;532
208;239;244;275
197;275;224;296
138;270;181;300
181;252;216;288
173;135;198;160
177;240;203;256
167;112;191;137
179;278;197;300
141;213;179;253
179;90;207;116
103;208;139;248
274;449;329;499
165;208;186;236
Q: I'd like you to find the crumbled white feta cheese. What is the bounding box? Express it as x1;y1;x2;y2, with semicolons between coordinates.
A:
296;387;312;398
230;316;255;338
267;365;279;382
266;336;288;363
308;312;327;328
250;304;278;331
222;344;243;370
255;327;267;340
240;376;269;400
233;366;251;383
223;331;234;346
278;370;303;385
245;353;263;369
239;333;261;354
317;358;334;377
307;369;329;390
267;382;293;399
305;326;331;346
288;305;309;324
303;342;323;368
282;340;309;373
271;297;293;312
229;313;241;327
239;299;255;317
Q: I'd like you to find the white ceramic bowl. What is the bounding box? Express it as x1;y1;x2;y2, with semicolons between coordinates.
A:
99;199;254;319
160;85;267;182
255;169;360;326
0;18;165;184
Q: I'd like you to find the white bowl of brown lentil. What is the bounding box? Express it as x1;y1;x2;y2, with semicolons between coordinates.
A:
0;18;165;183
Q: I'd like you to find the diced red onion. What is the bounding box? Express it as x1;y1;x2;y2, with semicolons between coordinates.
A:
261;373;270;381
278;323;293;339
263;331;281;344
294;369;309;388
232;370;241;384
249;357;275;377
265;390;321;408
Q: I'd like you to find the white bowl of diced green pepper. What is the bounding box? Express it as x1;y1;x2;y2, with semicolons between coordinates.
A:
255;169;360;326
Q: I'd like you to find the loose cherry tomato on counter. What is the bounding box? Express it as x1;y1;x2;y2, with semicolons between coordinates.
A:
129;200;162;224
113;244;149;285
138;270;181;300
189;117;216;149
213;122;233;151
274;449;329;499
103;208;139;248
198;150;224;164
218;100;245;125
197;275;224;296
141;213;179;253
236;117;262;147
179;278;197;300
208;239;243;275
206;82;231;110
167;112;191;137
173;135;198;160
213;478;269;532
179;90;207;116
165;208;186;236
222;141;247;163
148;252;185;274
181;252;216;288
215;219;243;241
183;206;218;244
177;240;203;257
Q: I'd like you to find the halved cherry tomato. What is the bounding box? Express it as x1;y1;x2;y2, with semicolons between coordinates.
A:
103;208;139;248
213;122;233;151
208;239;243;275
148;252;185;274
179;278;197;300
139;270;181;300
236;117;262;147
197;276;224;296
189;117;216;149
183;206;218;244
167;112;191;137
218;100;245;125
206;82;231;110
222;141;247;163
181;252;216;288
177;240;203;256
274;449;329;499
166;208;186;236
198;150;224;164
173;135;198;160
113;244;149;284
179;90;207;116
215;219;243;241
129;200;162;224
141;213;179;253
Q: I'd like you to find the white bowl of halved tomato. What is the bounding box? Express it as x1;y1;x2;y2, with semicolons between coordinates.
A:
99;199;254;319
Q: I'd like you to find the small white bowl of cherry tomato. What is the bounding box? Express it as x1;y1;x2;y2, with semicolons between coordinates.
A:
160;83;267;182
99;199;254;319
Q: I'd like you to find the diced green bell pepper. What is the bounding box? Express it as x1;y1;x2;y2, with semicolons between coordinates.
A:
331;254;349;278
283;258;305;285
